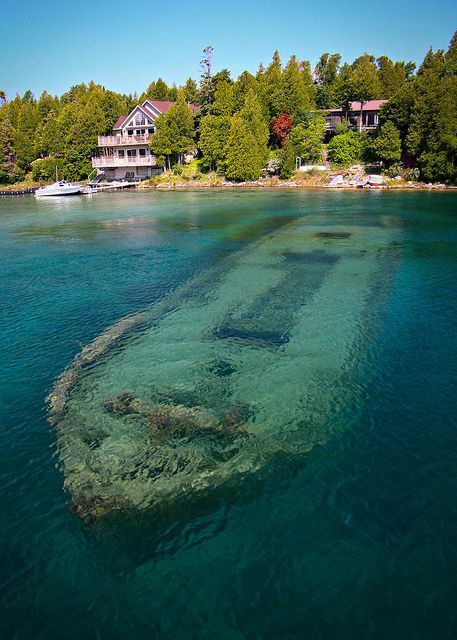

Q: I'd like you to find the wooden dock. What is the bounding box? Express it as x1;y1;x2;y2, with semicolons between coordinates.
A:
0;188;37;197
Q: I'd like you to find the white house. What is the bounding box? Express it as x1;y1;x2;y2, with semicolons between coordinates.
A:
91;99;198;181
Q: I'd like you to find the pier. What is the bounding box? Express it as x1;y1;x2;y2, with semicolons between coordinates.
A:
0;187;37;197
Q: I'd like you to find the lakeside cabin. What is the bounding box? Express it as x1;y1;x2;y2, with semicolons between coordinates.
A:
323;100;388;135
91;99;199;181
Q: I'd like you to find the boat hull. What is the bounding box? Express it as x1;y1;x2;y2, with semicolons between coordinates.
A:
48;215;401;519
35;185;81;197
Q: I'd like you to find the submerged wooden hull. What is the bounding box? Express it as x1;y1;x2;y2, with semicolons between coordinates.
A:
49;215;400;518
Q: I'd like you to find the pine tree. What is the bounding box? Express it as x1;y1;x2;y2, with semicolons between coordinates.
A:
0;106;21;183
225;116;263;181
182;77;199;104
14;99;39;171
314;53;342;108
239;89;269;162
282;55;312;122
42;109;63;156
213;81;236;116
65;91;107;179
233;71;258;111
403;37;457;182
225;90;269;181
290;116;326;164
340;54;381;129
150;90;195;168
259;50;286;119
279;135;296;178
199;115;230;170
371;121;402;166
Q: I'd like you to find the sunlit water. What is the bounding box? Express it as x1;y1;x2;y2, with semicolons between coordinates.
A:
1;190;457;639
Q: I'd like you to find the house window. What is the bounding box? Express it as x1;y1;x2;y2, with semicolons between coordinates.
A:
127;150;137;157
139;149;146;157
128;129;133;135
148;128;154;134
118;150;125;158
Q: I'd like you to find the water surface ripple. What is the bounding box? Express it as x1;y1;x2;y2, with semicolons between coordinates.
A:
1;190;457;639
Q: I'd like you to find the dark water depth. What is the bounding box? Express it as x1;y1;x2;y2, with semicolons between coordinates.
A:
1;190;457;639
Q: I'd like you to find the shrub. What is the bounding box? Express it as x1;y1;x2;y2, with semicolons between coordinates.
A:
31;157;65;182
327;131;367;166
403;167;420;181
385;161;403;177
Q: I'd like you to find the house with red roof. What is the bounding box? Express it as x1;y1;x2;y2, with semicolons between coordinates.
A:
92;99;199;181
323;100;388;134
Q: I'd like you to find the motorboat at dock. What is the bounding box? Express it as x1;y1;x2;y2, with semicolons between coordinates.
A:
34;180;82;197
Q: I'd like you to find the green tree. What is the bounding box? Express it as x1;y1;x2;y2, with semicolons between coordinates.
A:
0;105;22;183
41;109;63;156
282;55;313;123
342;54;381;130
64;91;107;179
212;81;236;116
32;157;65;181
279;135;296;178
314;53;342;108
404;37;457;182
152;78;172;100
225;116;263;181
14;99;39;171
150;90;196;168
182;77;199;104
233;71;258;111
199;115;230;170
371;121;402;166
225;90;269;181
376;56;414;98
259;50;286;119
239;89;269;160
290;116;326;163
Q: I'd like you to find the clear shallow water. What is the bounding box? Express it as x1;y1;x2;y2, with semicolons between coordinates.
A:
1;190;457;639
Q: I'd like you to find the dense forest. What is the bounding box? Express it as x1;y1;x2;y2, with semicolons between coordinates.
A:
0;31;456;184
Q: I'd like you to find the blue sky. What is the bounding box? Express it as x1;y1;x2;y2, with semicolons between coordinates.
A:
1;0;456;98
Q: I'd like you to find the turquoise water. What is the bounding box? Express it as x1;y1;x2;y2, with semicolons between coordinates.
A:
1;190;457;638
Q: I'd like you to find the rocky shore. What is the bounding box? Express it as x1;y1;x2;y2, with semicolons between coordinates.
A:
139;179;457;191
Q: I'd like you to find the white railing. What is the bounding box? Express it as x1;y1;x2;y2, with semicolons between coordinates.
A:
92;156;157;168
98;134;152;146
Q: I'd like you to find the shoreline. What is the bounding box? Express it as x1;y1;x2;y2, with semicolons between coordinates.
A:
139;180;457;192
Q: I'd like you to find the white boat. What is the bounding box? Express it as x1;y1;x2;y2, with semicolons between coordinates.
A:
81;185;99;195
35;180;81;197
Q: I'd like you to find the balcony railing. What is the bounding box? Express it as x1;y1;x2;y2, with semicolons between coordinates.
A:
98;134;152;146
92;156;157;168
